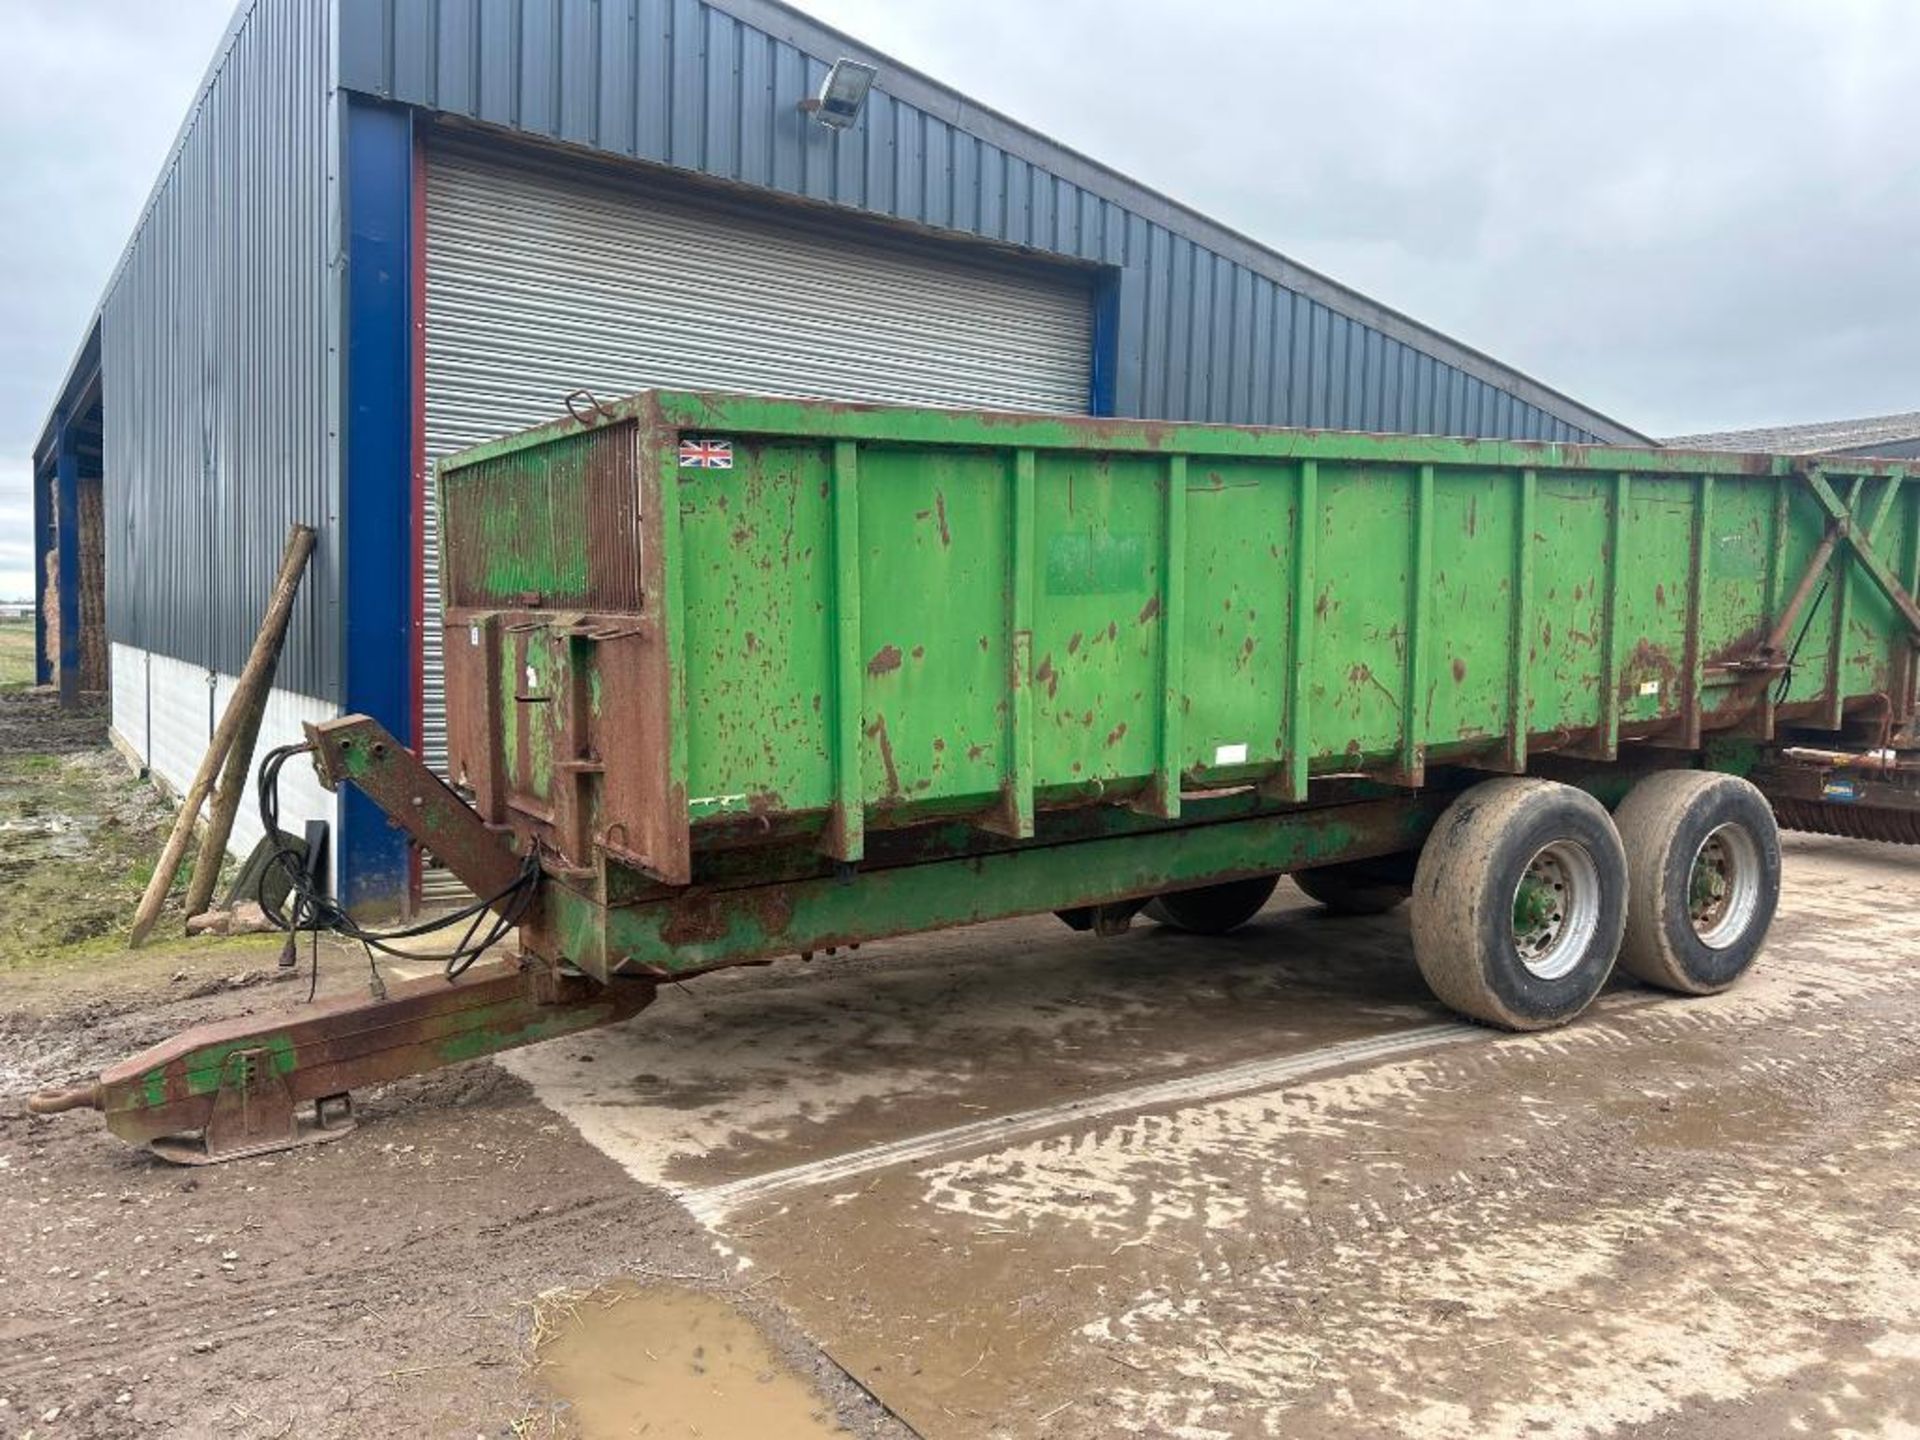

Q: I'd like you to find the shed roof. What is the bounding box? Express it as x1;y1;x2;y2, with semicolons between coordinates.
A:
1667;412;1920;457
39;0;1650;456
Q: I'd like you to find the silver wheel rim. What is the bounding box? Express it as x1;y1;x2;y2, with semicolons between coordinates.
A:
1511;840;1602;981
1688;822;1762;950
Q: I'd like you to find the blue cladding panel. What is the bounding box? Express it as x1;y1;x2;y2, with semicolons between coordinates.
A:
341;97;417;912
333;0;1637;445
32;461;52;684
561;0;600;145
1089;270;1121;418
100;0;335;697
394;1;437;100
55;421;82;702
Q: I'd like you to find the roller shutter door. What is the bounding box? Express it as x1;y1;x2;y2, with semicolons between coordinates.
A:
420;142;1093;900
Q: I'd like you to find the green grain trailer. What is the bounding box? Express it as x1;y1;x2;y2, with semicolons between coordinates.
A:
33;390;1920;1161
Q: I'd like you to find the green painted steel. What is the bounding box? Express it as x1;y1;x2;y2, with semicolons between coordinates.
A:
549;794;1449;980
438;389;1920;900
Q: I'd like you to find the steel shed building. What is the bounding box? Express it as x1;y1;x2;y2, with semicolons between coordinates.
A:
30;0;1647;913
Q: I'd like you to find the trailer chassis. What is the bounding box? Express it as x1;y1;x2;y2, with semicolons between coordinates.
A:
29;709;1920;1163
33;715;1454;1161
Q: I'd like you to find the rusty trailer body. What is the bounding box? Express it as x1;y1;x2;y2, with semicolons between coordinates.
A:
435;390;1920;978
34;390;1920;1158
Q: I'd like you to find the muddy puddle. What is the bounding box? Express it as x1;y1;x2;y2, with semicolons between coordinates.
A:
533;1282;849;1438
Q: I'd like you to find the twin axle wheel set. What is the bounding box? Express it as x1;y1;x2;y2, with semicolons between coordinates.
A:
1139;770;1782;1033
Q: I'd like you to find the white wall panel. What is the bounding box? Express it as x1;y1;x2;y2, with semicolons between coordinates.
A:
109;642;146;763
109;642;340;892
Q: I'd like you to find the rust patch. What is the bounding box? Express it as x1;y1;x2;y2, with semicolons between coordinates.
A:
660;893;731;947
967;744;986;762
865;715;903;799
1625;638;1681;698
1707;619;1775;669
1105;721;1128;747
1068;631;1083;655
935;490;952;548
867;644;903;677
911;644;925;660
1452;657;1468;683
1035;655;1059;699
1347;662;1399;710
1139;595;1162;625
750;886;798;938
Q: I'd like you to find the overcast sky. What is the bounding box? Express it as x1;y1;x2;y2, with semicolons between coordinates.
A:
4;0;1918;601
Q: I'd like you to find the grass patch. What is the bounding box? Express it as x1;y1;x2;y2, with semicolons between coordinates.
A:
0;618;34;692
0;686;259;973
0;711;178;965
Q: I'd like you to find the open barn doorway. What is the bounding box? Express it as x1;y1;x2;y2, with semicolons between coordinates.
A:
34;363;107;705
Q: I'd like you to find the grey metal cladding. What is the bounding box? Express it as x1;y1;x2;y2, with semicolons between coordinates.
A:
335;0;1641;446
102;0;336;700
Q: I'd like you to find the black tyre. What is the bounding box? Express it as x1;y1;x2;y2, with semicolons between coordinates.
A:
1143;874;1281;935
1612;770;1781;995
1411;778;1628;1031
1291;856;1414;916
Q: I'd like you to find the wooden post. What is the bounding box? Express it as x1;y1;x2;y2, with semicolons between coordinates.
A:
180;682;272;922
129;524;317;947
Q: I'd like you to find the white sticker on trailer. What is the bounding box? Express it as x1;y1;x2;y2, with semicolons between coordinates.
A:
1214;742;1250;766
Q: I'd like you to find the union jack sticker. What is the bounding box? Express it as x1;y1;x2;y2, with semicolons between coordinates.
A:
678;436;734;469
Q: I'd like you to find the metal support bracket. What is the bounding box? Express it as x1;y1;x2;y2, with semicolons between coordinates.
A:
1055;898;1150;936
1800;469;1920;646
307;714;528;903
149;1051;358;1167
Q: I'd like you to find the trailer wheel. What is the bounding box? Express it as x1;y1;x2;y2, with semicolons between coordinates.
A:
1410;778;1627;1031
1143;874;1281;935
1612;771;1780;995
1291;856;1414;915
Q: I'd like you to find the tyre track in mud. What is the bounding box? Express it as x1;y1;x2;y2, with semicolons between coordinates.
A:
0;1181;666;1389
694;840;1920;1439
0;1044;728;1439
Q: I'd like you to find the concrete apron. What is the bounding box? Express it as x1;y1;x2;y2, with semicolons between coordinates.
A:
487;832;1920;1439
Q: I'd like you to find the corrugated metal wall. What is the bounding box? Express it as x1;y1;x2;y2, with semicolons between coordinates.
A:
419;137;1094;787
101;0;337;699
334;0;1640;446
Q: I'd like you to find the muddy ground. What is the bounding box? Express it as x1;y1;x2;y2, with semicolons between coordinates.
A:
4;684;1920;1438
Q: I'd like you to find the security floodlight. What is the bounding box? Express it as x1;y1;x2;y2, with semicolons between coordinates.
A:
800;58;877;130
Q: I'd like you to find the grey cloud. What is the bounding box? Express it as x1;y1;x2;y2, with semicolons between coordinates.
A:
3;0;1915;596
799;0;1920;435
